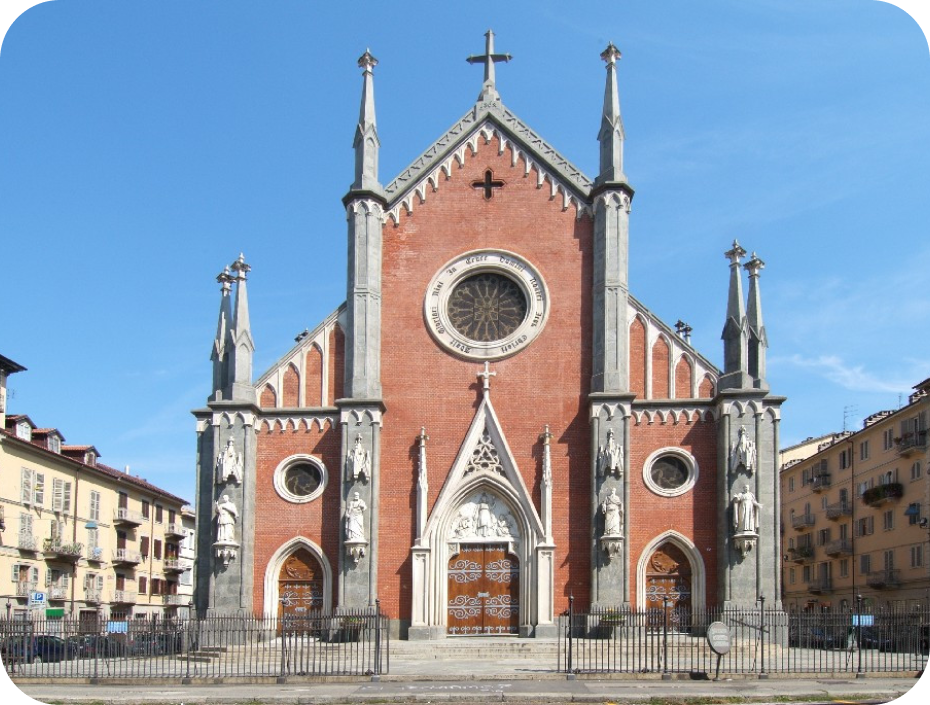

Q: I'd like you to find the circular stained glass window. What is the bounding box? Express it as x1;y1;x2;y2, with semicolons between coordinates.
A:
650;456;689;490
448;273;528;343
273;455;327;504
643;448;699;497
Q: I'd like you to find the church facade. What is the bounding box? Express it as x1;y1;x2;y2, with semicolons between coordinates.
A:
193;35;785;638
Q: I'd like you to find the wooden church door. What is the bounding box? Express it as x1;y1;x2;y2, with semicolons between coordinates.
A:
278;549;324;622
447;544;519;635
645;542;693;631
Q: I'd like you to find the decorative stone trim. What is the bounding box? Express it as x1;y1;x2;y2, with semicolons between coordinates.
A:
258;417;334;433
631;408;716;425
272;454;328;504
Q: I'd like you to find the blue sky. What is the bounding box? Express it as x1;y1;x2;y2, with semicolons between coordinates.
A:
0;1;928;505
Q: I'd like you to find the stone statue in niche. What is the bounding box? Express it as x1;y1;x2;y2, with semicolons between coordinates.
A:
597;428;623;478
215;438;243;485
345;491;367;542
347;434;371;482
214;494;239;544
729;426;756;474
449;492;519;541
601;487;623;537
732;484;762;535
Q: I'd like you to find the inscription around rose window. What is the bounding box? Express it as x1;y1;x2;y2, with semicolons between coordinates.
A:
448;273;528;342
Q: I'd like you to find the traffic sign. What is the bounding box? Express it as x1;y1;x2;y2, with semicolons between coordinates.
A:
29;591;46;608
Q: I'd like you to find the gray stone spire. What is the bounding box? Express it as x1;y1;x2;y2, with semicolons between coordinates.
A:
596;42;627;186
351;50;383;196
745;252;769;391
719;240;751;390
466;30;511;102
226;253;256;403
210;266;235;401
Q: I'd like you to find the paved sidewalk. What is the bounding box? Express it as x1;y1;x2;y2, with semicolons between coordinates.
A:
10;674;926;704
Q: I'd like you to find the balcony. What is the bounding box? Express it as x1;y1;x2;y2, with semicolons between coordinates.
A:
895;431;927;457
788;545;814;563
86;546;105;563
43;539;84;563
808;576;833;594
84;590;102;604
791;513;816;530
811;474;832;493
15;581;38;597
112;590;137;604
112;548;142;566
826;501;852;521
824;538;853;557
866;569;901;589
862;483;903;508
163;558;184;573
113;507;144;527
17;533;39;552
48;585;69;601
164;522;185;538
164;594;187;606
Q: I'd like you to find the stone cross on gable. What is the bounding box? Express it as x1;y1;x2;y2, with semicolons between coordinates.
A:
477;362;497;394
466;30;512;101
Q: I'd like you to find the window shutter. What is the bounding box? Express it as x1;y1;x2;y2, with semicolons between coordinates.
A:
90;491;100;521
31;567;39;583
34;473;45;505
63;482;72;514
11;565;19;582
19;513;33;536
52;478;63;512
21;468;32;505
96;575;104;591
45;570;51;587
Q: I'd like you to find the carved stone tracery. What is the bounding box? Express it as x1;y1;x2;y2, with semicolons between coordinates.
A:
465;431;504;476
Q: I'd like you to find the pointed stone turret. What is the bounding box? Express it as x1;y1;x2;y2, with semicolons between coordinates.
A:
596;42;627;186
210;267;234;401
745;252;769;391
466;30;512;103
719;240;751;390
350;50;384;197
226;253;256;404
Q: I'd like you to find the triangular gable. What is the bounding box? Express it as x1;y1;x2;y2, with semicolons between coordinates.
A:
384;102;594;224
423;391;544;544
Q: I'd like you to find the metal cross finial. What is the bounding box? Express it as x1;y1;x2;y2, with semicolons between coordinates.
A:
466;30;512;99
358;49;378;73
477;362;497;393
216;266;235;293
601;42;622;66
231;252;251;279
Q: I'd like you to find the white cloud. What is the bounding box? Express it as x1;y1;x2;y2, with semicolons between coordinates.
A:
773;353;916;394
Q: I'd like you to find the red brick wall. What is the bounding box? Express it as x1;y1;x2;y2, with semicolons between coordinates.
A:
282;364;299;407
674;355;693;399
305;346;323;407
698;374;715;398
651;336;670;399
630;317;647;399
328;327;345;405
260;384;276;408
379;136;593;618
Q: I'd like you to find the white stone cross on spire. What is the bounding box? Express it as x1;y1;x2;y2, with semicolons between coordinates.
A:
477;362;497;395
466;30;512;102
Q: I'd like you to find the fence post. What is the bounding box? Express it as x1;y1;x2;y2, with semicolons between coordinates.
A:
372;599;382;682
566;595;575;679
856;594;864;679
277;616;287;684
758;594;768;679
661;596;671;680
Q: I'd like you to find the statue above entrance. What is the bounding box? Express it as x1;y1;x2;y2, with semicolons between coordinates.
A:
449;491;520;541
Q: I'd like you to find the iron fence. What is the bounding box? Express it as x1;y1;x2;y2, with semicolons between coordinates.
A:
558;599;930;675
0;607;388;681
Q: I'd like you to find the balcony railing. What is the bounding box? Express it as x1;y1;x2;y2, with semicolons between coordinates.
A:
48;585;69;600
113;508;144;527
15;581;37;597
788;545;814;563
84;589;102;604
86;546;105;562
112;548;142;565
825;501;852;520
866;569;901;589
164;522;185;538
43;539;84;562
824;538;853;557
164;594;187;606
112;590;137;604
163;558;184;573
808;576;833;594
791;513;815;530
862;483;903;507
895;431;927;457
17;533;39;551
811;474;831;492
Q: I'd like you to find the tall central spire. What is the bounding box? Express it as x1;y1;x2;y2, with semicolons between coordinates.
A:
351;49;383;195
596;42;626;185
466;30;512;102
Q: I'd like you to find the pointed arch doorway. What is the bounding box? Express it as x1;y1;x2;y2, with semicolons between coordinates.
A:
644;542;693;630
278;548;324;620
447;543;520;635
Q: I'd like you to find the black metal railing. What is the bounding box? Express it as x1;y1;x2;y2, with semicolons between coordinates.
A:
1;607;388;681
558;605;929;675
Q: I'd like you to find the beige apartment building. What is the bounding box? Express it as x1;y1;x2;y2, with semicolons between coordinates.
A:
0;354;191;626
780;378;930;611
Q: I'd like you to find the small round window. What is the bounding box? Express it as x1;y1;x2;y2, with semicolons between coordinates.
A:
273;455;327;504
643;448;698;497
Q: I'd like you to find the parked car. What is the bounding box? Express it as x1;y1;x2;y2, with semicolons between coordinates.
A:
1;635;75;663
789;625;848;649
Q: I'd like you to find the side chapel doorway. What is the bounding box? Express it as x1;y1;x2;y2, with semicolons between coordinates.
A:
278;548;324;621
447;544;519;635
645;542;693;631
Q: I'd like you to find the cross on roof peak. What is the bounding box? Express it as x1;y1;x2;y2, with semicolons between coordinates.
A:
466;30;512;102
477;362;497;394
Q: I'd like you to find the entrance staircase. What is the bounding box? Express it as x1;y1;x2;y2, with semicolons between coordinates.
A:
388;637;561;678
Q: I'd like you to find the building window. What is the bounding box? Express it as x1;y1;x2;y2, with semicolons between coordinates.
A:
911;462;922;481
272;455;328;504
789;477;795;492
168;509;176;525
882;510;894;531
52;478;72;513
883;428;893;450
818;528;831;546
860;440;870;461
142;501;150;519
89;491;101;522
155;505;163;524
911;546;923;568
839;449;850;470
840;559;849;578
48;435;61;454
140;536;150;558
789;568;796;584
138;576;147;595
883;550;894;571
856;516;874;537
153;540;162;560
15;421;31;441
860;554;871;575
907;503;921;525
643;448;699;497
802;565;812;583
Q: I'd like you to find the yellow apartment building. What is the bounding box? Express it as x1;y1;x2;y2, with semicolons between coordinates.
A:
0;354;191;627
780;378;930;611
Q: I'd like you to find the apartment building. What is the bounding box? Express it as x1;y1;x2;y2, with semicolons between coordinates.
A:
0;354;192;626
780;378;930;611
